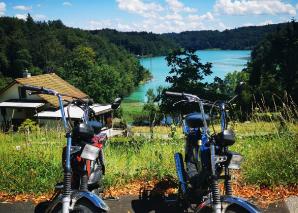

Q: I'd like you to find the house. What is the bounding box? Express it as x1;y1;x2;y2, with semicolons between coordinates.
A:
0;72;113;131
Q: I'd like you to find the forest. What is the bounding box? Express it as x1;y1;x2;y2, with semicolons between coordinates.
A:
0;15;150;103
0;15;296;106
95;22;289;55
158;20;298;118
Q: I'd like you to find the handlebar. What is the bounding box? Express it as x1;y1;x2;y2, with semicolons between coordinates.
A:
165;90;232;109
165;91;185;97
165;91;200;101
23;85;57;96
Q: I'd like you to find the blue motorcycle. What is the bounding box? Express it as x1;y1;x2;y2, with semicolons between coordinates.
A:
165;90;260;213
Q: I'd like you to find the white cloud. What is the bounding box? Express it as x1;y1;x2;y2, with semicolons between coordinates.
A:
63;2;72;7
13;5;32;11
91;0;235;33
164;13;183;21
117;0;163;18
89;20;113;29
15;14;47;21
88;11;224;33
242;20;274;27
218;22;227;30
15;14;27;20
188;12;214;22
0;2;6;16
296;3;298;9
259;20;273;25
166;0;197;13
214;0;296;16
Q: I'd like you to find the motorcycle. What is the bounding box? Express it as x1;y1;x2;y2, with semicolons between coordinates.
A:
23;85;121;213
164;89;260;213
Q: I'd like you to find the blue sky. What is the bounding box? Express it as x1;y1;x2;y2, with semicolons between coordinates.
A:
0;0;298;33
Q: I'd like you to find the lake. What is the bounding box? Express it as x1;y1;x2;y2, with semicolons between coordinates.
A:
126;50;251;102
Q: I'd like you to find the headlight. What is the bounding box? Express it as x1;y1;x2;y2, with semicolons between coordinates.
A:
228;152;244;169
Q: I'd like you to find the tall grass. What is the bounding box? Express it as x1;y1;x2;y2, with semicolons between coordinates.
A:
103;137;183;188
0;129;64;194
232;133;297;186
121;101;144;124
0;121;296;195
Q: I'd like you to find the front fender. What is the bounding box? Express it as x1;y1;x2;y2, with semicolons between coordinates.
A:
197;195;261;213
222;196;260;213
45;191;109;212
71;191;109;211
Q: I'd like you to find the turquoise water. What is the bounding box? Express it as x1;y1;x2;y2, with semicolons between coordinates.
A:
127;50;251;102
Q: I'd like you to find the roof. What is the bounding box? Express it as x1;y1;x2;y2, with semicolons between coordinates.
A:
35;104;111;119
15;73;88;108
0;102;45;108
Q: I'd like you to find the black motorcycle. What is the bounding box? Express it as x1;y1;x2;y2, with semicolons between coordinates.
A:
165;90;260;213
23;85;121;213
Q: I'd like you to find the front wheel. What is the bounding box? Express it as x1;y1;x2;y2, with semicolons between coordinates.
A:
225;204;250;213
52;199;106;213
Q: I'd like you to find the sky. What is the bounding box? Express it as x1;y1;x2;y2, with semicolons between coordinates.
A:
0;0;298;33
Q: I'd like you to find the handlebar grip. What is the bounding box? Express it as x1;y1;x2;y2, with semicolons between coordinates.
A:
22;85;43;92
165;91;184;97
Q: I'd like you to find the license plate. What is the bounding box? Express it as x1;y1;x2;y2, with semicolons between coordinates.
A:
81;144;100;160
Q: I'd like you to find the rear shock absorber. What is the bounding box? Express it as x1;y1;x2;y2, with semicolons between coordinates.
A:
225;176;233;196
80;162;89;192
224;147;232;196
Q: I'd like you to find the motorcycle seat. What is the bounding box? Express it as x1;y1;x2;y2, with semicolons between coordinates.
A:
185;112;209;128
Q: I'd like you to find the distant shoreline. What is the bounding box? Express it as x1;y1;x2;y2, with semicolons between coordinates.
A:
137;49;251;59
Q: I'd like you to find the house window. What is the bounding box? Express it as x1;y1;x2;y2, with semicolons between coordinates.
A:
18;87;27;99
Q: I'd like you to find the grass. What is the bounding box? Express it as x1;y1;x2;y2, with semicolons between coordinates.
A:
0;120;297;195
0;130;64;194
232;132;297;186
103;137;183;188
121;101;144;124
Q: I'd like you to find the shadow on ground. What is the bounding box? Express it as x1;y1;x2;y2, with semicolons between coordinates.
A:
130;178;184;213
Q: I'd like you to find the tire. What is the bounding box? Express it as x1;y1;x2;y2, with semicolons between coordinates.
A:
35;201;51;213
195;206;213;213
225;204;250;213
52;199;105;213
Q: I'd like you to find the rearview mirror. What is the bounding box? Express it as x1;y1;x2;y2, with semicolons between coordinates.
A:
111;97;122;110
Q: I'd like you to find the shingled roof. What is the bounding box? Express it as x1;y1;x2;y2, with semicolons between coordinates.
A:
15;73;88;108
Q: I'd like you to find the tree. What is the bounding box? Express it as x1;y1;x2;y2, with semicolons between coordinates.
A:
165;48;212;92
63;46;96;86
160;49;213;115
13;49;32;76
247;19;298;104
143;88;159;138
